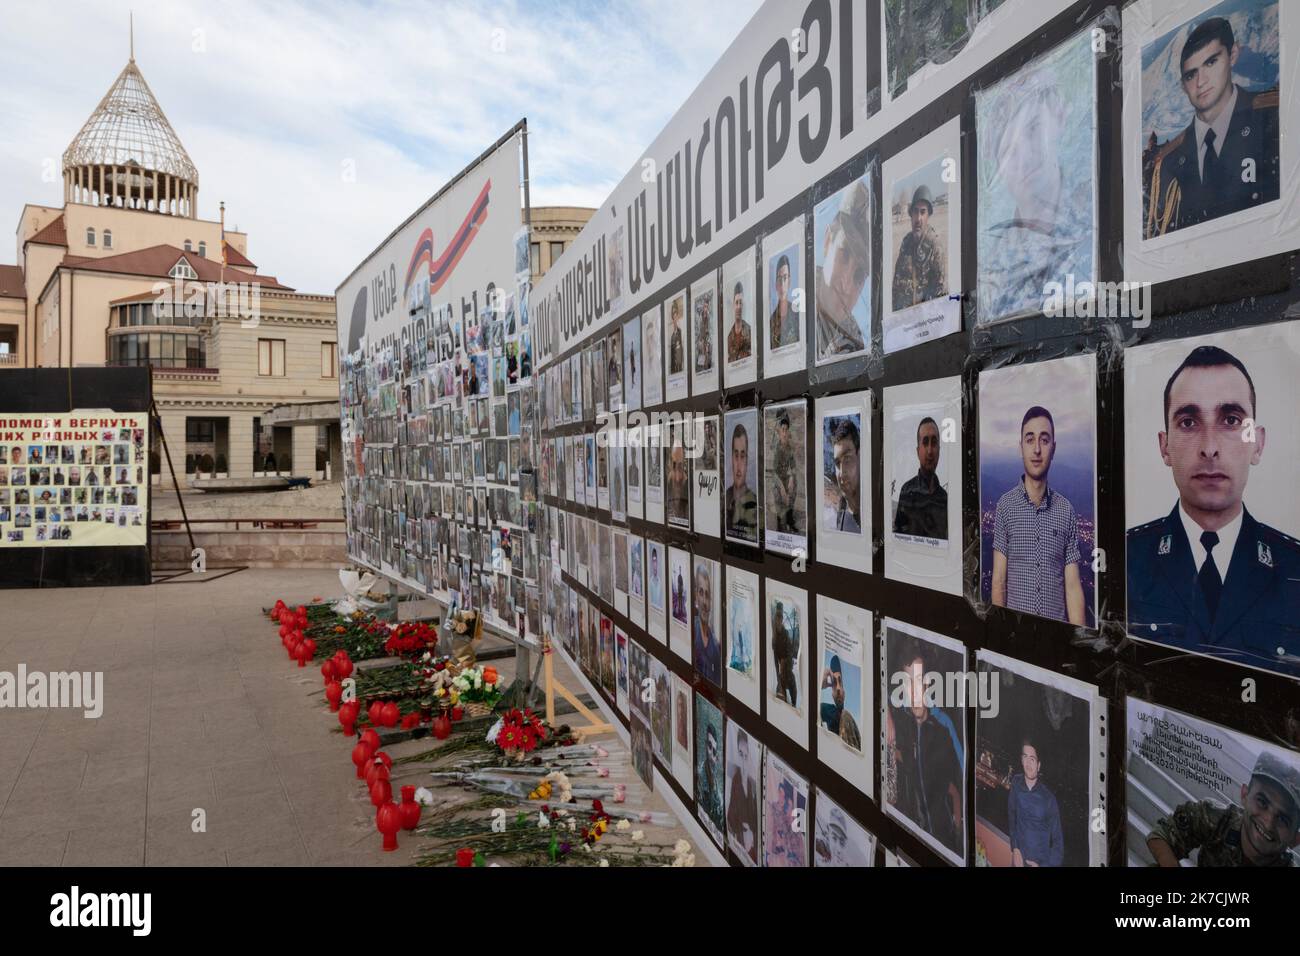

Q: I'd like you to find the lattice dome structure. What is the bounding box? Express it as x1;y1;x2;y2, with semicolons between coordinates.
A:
62;57;200;218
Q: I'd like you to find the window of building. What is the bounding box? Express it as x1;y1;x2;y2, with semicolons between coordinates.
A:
184;240;192;252
185;418;215;444
321;341;337;378
169;259;198;280
198;241;206;258
550;241;564;266
258;338;286;377
529;242;541;275
86;228;96;246
103;229;112;249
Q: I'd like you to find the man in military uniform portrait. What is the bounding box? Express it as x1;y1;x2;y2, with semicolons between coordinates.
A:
769;410;801;535
666;425;690;526
892;185;947;310
1144;15;1280;238
815;178;871;360
768;252;800;350
668;297;685;377
725;419;758;542
1148;751;1299;867
725;281;752;364
1127;345;1300;676
893;417;948;540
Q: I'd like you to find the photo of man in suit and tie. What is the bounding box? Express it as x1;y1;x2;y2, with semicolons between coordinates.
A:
1143;7;1280;238
1127;340;1300;677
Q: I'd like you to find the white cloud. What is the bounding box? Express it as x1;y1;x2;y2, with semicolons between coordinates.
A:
0;0;761;293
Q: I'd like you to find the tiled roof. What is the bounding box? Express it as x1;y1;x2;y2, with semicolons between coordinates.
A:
0;264;24;299
222;242;255;268
60;244;291;290
28;215;68;247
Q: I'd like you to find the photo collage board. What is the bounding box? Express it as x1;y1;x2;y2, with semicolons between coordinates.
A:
529;0;1300;867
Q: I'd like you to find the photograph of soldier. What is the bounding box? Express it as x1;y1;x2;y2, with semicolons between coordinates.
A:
1127;699;1300;867
769;595;801;711
725;720;762;866
885;623;967;863
693;281;715;374
884;0;1002;100
976;28;1096;323
1125;326;1300;678
1141;3;1280;238
822;413;863;535
819;651;862;751
814;175;872;364
724;408;760;545
694;693;726;847
763;401;807;554
767;247;801;351
813;794;876;867
725;279;752;364
665;420;691;528
623;315;641;411
642;308;663;406
667;293;686;381
763;755;809;867
606;327;622;410
891;173;948;312
892;416;949;541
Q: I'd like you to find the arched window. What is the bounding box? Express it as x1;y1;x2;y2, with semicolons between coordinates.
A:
198;241;206;258
103;229;112;249
86;228;96;246
184;240;192;252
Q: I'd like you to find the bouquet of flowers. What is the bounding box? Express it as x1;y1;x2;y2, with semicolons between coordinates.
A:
494;708;549;758
452;664;503;712
384;621;438;657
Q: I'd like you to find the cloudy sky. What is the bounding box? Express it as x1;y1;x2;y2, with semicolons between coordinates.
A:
0;0;762;293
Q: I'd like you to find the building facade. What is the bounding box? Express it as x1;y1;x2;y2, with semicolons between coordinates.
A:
0;54;339;480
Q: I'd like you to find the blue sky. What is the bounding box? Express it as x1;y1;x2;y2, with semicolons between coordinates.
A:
0;0;762;293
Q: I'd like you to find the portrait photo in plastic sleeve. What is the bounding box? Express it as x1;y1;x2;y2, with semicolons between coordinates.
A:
882;0;1011;105
973;649;1105;867
606;327;623;413
723;406;761;549
817;597;873;799
882;117;963;355
672;671;694;789
1126;698;1300;867
722;246;757;388
668;545;691;659
691;271;720;395
628;638;650;722
813;171;872;368
1124;0;1297;285
626;437;643;520
615;628;630;717
665;416;691;530
766;579;809;749
725;564;761;714
763;399;808;557
884;376;963;596
1124;322;1300;679
646;538;667;644
882;618;967;865
631;712;654;790
813;791;877;868
623;313;642;412
815;391;872;573
975;24;1098;325
665;290;689;402
627;533;645;628
692;415;720;539
694;690;726;849
724;717;762;866
979;352;1098;629
645;420;665;524
692;555;722;689
642;305;664;407
650;656;673;766
761;215;807;379
763;751;809;868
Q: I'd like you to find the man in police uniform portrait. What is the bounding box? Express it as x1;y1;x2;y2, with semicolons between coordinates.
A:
1127;345;1300;676
892;185;947;310
1144;15;1280;238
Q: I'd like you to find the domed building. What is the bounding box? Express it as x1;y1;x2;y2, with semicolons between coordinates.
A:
0;47;341;483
